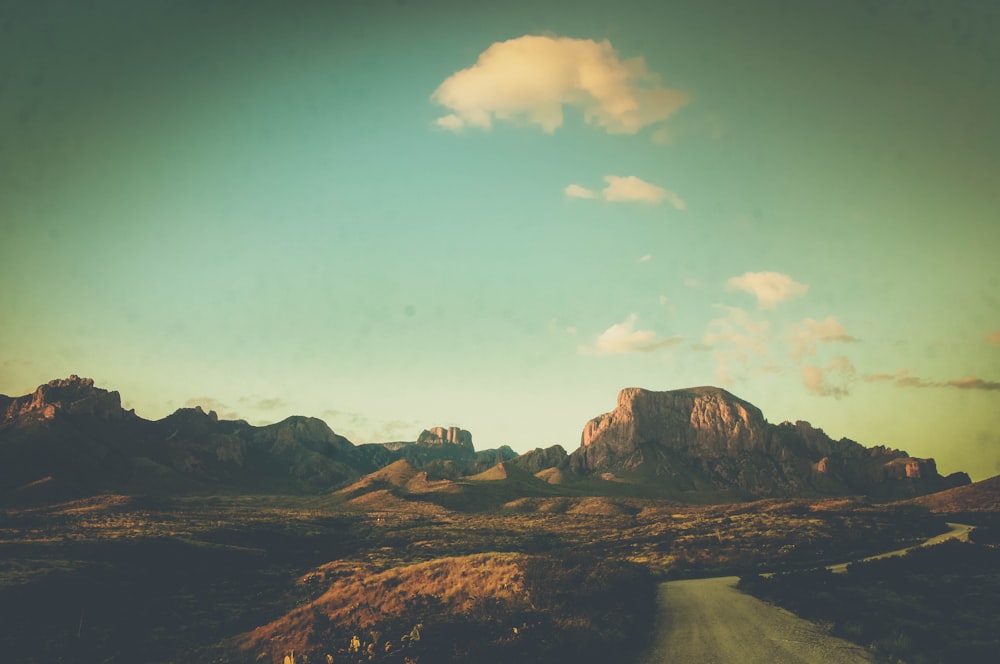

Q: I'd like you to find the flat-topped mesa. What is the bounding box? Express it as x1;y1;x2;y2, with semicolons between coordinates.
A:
581;386;768;457
416;426;474;452
571;385;970;498
1;375;125;423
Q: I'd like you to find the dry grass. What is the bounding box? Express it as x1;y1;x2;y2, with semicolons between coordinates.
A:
901;474;1000;513
241;553;526;660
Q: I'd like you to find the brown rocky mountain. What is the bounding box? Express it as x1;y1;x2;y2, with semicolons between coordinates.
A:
0;378;973;505
0;377;517;504
568;386;970;499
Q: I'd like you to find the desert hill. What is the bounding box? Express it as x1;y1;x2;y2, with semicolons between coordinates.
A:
899;474;1000;513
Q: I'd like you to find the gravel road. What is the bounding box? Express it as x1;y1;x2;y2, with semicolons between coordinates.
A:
638;575;872;664
639;522;973;663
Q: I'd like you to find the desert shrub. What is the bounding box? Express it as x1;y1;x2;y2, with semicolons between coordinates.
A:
739;540;1000;664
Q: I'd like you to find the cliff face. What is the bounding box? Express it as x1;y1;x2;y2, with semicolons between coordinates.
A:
1;375;127;423
569;387;970;498
416;427;474;451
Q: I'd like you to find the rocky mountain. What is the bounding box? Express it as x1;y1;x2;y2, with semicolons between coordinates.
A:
357;427;516;480
0;376;366;503
568;386;970;499
1;378;973;505
0;377;520;504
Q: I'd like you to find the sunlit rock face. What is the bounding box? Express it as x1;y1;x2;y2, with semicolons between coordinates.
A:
416;426;474;451
1;375;125;423
570;386;970;498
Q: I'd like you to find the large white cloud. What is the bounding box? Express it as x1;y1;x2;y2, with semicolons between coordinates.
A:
579;314;681;356
727;271;809;310
564;175;685;208
432;35;688;135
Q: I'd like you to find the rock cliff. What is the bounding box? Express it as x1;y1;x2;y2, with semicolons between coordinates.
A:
416;426;474;451
569;386;969;498
1;375;127;423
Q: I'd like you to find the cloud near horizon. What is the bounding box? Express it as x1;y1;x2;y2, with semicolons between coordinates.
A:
432;35;689;134
579;314;682;356
865;370;1000;391
565;175;685;208
727;271;809;310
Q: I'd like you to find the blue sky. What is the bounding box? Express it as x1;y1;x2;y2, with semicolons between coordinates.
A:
2;0;999;478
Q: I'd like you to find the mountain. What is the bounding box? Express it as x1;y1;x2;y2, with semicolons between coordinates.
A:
0;377;518;504
568;386;970;500
1;378;974;505
356;427;517;480
0;376;365;503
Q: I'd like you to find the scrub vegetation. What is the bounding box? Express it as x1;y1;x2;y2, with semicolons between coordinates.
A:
0;492;955;663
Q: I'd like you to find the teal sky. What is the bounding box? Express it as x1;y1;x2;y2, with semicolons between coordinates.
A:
2;0;999;478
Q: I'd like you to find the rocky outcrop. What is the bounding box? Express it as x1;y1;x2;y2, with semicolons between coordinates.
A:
508;445;568;474
417;427;474;451
1;375;126;424
569;386;970;499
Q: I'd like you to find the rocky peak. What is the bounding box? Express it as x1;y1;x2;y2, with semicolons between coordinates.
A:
2;376;124;423
570;385;969;498
416;426;474;452
581;386;768;459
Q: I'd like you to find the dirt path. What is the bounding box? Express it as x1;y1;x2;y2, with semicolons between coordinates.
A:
638;575;872;664
826;522;972;573
639;523;973;663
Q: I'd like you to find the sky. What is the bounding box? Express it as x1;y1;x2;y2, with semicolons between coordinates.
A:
2;0;999;479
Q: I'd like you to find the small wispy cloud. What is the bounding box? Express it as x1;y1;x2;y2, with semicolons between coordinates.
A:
565;175;685;208
802;356;856;398
703;306;771;385
787;316;860;361
866;370;1000;391
726;271;808;310
579;314;681;356
432;34;688;135
638;254;652;263
683;277;699;288
564;183;598;199
658;294;668;305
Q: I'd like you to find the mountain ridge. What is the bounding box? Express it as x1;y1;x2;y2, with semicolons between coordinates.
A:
0;377;972;505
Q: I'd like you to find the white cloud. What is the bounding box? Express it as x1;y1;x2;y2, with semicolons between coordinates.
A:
683;277;699;288
579;314;681;356
604;175;678;206
435;114;467;131
565;175;685;208
658;294;668;305
638;255;652;263
564;183;598;199
802;356;856;398
787;316;860;360
727;271;809;309
432;35;689;135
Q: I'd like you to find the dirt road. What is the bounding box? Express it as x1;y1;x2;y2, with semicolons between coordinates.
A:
638;575;872;664
639;522;973;663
